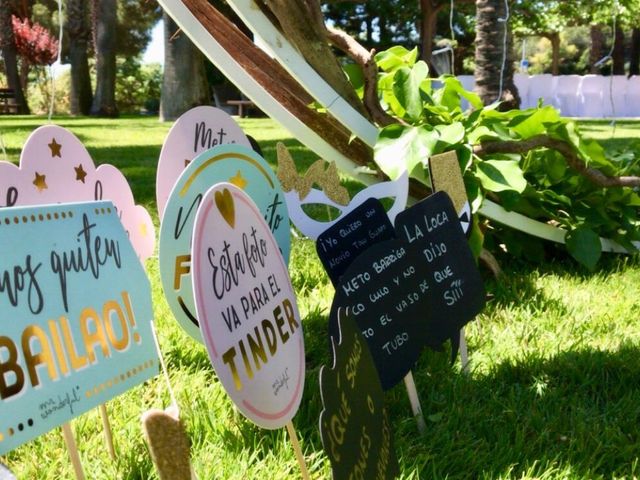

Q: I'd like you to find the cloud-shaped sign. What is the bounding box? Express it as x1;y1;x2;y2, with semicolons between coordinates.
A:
0;125;155;260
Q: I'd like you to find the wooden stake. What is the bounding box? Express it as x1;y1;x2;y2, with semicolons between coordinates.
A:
285;421;311;480
61;423;86;480
403;371;426;434
99;404;116;460
459;328;470;374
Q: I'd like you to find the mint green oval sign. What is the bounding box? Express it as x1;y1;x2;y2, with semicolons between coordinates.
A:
159;144;290;342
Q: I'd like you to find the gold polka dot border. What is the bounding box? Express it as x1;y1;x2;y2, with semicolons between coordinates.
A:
85;359;156;399
0;418;34;443
93;207;113;216
0;209;74;226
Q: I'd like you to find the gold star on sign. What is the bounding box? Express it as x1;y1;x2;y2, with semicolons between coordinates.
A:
48;138;62;158
229;170;248;189
74;164;87;183
33;172;47;192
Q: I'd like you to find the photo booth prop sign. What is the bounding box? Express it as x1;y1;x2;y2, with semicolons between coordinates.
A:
395;191;485;348
316;198;395;286
329;238;432;390
0;125;155;260
329;192;485;389
428;151;472;236
276;143;408;240
159;144;291;342
0;201;158;455
156;106;251;219
319;309;399;480
191;184;304;429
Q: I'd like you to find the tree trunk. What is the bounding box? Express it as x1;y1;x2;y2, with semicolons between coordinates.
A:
590;24;604;74
630;28;640;77
66;0;92;115
0;0;29;113
160;12;209;121
474;0;520;109
612;26;625;75
257;0;368;119
419;0;438;66
90;0;118;117
548;32;560;75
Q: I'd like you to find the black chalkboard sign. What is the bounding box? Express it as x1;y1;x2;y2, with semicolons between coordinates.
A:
319;310;399;480
395;191;485;348
330;238;432;390
316;198;395;286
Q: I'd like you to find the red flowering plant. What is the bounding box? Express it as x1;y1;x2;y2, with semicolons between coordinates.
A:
11;15;59;65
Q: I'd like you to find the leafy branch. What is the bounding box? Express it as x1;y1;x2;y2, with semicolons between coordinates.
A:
365;46;640;269
474;135;640;188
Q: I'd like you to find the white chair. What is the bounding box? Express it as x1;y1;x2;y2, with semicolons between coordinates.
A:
514;73;531;108
626;76;640;117
527;74;557;109
579;75;606;118
554;75;582;117
601;75;627;117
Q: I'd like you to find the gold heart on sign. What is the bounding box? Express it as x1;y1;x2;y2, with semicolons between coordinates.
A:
215;188;235;228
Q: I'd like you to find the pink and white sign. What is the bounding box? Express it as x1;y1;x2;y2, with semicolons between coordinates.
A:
156;106;251;219
191;183;305;429
0;125;155;260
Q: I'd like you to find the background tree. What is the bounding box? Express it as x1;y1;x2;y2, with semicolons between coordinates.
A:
65;0;92;115
90;0;118;116
0;0;29;112
474;0;520;108
322;1;417;53
512;0;568;75
630;27;640;76
159;12;209;121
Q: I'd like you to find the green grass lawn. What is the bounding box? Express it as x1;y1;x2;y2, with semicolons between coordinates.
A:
1;116;640;479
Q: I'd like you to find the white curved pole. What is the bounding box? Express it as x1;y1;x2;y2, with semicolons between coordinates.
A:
225;0;379;148
156;0;376;188
165;0;638;254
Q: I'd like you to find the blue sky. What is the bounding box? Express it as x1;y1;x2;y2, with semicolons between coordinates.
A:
142;21;164;65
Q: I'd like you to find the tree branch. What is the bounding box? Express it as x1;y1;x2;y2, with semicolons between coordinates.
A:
473;134;640;188
325;25;401;127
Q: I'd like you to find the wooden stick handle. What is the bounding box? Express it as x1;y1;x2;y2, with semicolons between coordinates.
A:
403;371;426;434
285;421;311;480
459;327;470;374
62;423;86;480
99;404;116;460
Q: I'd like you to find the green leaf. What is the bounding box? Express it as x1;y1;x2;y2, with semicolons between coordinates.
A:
427;412;443;423
375;46;418;72
375;125;439;179
435;122;465;145
464;174;484;213
509;106;561;139
392;62;429;120
467;125;500;144
343;63;364;97
565;227;602;271
474;159;528;193
467;216;484;260
378;73;405;118
438;75;483;110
